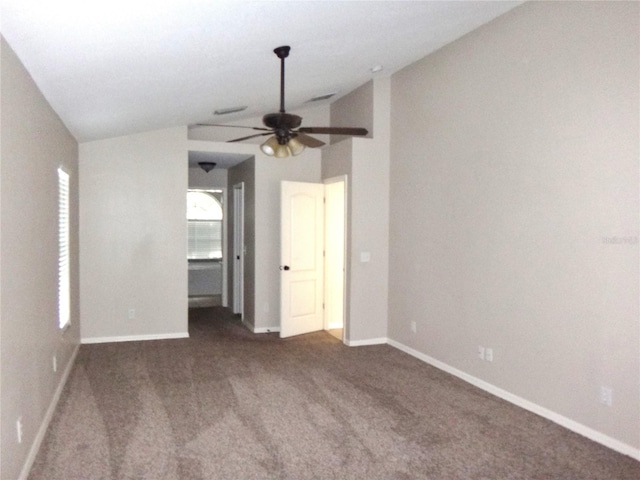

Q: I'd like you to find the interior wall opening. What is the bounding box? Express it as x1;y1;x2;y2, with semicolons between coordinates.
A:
187;189;224;308
324;177;346;342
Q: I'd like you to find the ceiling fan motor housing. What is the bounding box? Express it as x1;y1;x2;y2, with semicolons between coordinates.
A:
262;112;302;129
262;113;303;144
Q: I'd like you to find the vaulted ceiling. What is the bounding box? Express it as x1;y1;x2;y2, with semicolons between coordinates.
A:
1;1;523;143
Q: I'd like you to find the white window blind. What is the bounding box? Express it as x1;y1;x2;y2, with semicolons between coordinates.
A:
188;221;222;259
58;168;70;329
187;191;223;260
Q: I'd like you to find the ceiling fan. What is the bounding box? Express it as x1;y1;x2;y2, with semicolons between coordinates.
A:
196;45;368;158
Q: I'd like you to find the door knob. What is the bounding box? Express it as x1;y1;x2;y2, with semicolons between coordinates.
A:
280;265;290;271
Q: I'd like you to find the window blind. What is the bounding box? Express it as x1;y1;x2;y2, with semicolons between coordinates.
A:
58;168;70;329
188;220;222;259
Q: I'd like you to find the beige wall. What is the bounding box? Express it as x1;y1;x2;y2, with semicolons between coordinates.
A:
1;37;80;480
79;127;188;342
188;166;227;190
388;1;639;453
330;81;374;144
324;77;390;344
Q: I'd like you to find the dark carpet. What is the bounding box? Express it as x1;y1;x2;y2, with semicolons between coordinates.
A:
29;307;639;479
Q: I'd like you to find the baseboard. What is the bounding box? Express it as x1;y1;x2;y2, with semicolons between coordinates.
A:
346;337;388;347
239;318;280;334
81;332;189;344
18;343;80;480
386;338;640;461
253;326;280;334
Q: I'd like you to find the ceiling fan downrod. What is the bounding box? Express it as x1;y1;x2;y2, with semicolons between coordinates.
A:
273;46;290;114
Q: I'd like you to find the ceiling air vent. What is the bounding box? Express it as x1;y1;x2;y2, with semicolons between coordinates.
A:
307;92;337;103
214;106;248;115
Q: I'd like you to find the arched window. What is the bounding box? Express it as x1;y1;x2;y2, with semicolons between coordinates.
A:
187;191;223;259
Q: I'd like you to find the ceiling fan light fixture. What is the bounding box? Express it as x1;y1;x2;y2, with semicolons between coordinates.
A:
198;161;217;172
274;143;290;158
287;136;305;156
260;136;280;156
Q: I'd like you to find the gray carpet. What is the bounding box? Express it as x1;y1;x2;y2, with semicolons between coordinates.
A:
29;307;639;479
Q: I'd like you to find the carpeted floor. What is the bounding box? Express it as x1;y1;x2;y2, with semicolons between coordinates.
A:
29;307;639;479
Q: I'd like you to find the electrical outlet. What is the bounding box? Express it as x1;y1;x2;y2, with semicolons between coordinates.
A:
600;386;613;407
478;346;485;361
485;348;494;362
16;417;23;444
53;355;57;373
410;321;417;333
128;309;136;320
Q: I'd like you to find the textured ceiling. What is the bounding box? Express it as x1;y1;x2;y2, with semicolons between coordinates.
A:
1;1;523;143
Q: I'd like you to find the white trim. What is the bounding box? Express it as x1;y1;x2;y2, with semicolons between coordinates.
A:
221;187;228;308
346;337;388;347
232;182;244;317
323;175;348;338
81;332;189;344
387;338;640;461
253;326;281;334
239;319;281;334
18;344;80;480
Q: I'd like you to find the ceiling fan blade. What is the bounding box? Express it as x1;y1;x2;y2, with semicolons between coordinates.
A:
194;123;271;131
228;132;273;143
294;132;325;148
298;127;368;136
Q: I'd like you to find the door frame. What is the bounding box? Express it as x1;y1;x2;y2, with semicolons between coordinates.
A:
278;177;348;342
233;182;244;317
323;175;347;342
220;187;228;307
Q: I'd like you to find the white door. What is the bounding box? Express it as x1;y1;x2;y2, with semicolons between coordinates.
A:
280;181;325;338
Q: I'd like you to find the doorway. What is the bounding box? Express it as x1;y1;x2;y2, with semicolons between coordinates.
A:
187;189;224;308
279;176;347;341
324;176;346;341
